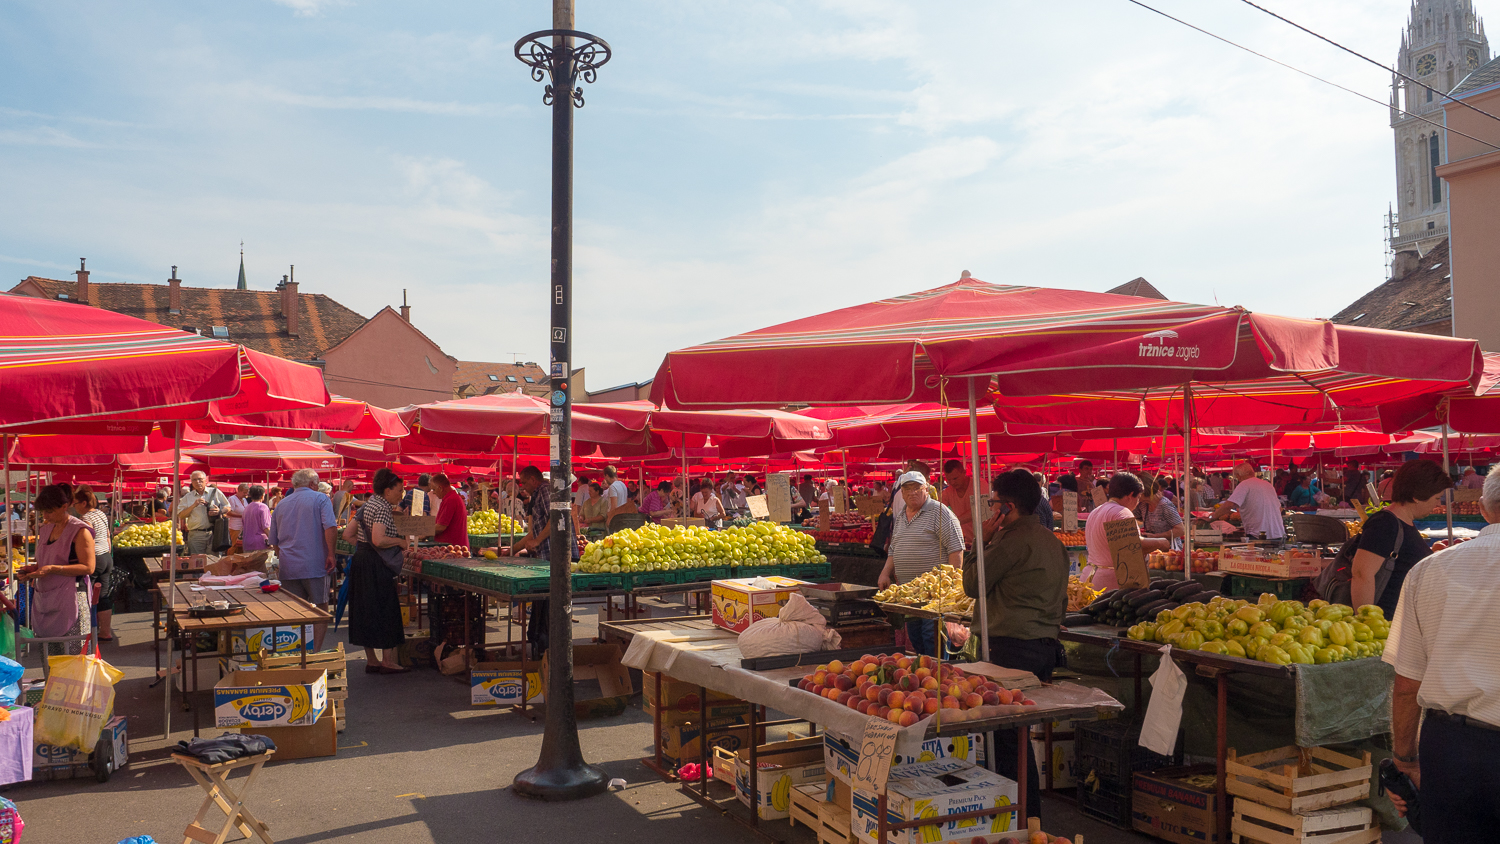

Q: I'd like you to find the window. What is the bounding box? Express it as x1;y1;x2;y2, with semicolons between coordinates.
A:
506;376;517;382
488;374;499;381
1429;134;1443;205
524;377;535;383
1427;88;1433;102
212;326;228;338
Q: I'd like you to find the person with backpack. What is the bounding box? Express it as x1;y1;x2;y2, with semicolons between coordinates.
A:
1349;460;1450;616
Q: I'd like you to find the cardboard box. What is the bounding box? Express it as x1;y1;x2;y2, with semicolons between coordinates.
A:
735;737;827;821
643;671;744;724
230;626;316;655
1031;738;1077;789
541;644;633;719
710;576;810;633
214;669;328;729
243;714;337;761
1132;766;1224;844
660;723;751;770
824;731;980;786
1218;545;1324;579
851;759;1020;844
470;661;544;706
34;715;126;773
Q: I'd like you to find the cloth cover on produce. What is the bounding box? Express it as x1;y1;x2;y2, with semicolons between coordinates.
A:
623;627;1121;761
737;593;840;659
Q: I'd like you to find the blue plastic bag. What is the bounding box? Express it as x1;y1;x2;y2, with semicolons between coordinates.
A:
0;655;21;706
116;837;157;844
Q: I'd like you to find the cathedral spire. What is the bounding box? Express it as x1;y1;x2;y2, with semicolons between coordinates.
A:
237;242;247;290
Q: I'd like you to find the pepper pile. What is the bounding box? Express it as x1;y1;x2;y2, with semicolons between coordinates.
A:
1125;592;1388;664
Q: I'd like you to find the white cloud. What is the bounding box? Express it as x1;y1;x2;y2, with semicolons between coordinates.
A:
271;0;352;17
228;82;506;116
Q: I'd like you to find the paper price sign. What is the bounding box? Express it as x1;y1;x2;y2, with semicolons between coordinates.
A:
1104;516;1147;588
1091;486;1107;507
848;717;901;794
1062;491;1078;532
746;494;770;519
767;474;793;523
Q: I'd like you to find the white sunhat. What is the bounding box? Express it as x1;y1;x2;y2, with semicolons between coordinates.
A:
895;471;928;489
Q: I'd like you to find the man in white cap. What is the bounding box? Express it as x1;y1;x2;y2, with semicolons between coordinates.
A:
1212;461;1286;541
878;470;966;657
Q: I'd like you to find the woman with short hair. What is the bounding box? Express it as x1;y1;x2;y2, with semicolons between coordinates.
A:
345;468;409;674
22;485;95;654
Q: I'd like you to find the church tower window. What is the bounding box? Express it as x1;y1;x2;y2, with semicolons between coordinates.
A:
1429;133;1443;205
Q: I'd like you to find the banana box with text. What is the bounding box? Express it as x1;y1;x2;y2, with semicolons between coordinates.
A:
470;661;544;706
660;723;751;770
710;576;809;633
824;730;980;786
213;668;327;729
734;737;827;821
851;758;1019;844
33;715;127;774
229;625;316;655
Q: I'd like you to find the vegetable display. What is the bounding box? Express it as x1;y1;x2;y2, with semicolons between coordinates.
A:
113;523;184;548
404;544;471;566
1120;592;1388;664
571;522;823;574
873;565;974;615
467;510;523;536
797;654;1034;724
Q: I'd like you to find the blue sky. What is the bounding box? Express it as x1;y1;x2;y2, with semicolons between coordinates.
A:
1;0;1419;389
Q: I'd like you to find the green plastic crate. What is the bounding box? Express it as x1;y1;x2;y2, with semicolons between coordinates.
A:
572;572;625;592
1221;573;1308;601
469;564;551;595
676;565;732;585
783;562;831;581
625;571;676;590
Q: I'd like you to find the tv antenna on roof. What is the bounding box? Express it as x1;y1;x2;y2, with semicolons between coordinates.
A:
506;352;524;364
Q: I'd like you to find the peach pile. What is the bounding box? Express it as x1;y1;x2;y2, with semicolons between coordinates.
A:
797;654;1035;725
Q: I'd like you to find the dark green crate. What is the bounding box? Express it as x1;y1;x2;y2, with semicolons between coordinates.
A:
783;562;831;581
1221;573;1308;601
462;564;550;595
625;571;676;590
732;563;784;576
572;572;625;591
677;565;732;585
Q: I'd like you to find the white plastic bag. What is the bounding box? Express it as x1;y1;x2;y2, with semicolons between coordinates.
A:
1139;645;1186;756
738;593;841;659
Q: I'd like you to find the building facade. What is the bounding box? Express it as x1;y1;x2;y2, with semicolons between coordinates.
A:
1437;54;1500;350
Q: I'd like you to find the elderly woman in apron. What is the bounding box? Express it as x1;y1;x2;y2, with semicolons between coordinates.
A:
20;485;95;655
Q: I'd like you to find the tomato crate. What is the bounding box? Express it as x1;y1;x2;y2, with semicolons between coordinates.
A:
1076;718;1181;787
571;572;624;592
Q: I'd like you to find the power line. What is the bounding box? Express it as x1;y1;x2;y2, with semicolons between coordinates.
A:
1235;0;1500;128
1121;0;1500;153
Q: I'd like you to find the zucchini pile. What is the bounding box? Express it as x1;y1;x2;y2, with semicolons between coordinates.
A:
1067;578;1223;628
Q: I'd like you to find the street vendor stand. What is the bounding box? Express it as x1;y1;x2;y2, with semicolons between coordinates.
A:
155;581;332;736
613;618;1123;843
1058;622;1393;842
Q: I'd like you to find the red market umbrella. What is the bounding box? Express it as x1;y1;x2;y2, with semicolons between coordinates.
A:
6;424;210;461
185;437;342;472
395;392;647;454
191;395;408;439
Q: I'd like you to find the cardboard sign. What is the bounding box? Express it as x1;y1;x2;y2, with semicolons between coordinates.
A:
817;502;831;532
852;495;885;517
1454;487;1483;503
832;486;848;514
479;482;491;511
410;489;428;517
1104;516;1147;588
394;513;436;538
1062;491;1079;532
1091;486;1107;507
1367;482;1381;503
767;474;793;523
848;716;900;794
746;494;770;519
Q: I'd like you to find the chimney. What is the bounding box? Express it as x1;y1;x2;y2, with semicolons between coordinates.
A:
400;288;411;322
281;267;299;337
1390;250;1422;280
168;266;182;314
75;258;90;305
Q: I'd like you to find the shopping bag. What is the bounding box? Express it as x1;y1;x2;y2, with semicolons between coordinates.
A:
34;653;125;752
1138;645;1186;757
0;656;22;706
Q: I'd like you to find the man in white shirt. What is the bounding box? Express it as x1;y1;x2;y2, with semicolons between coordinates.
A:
1382;465;1500;837
178;471;228;555
1460;467;1486;490
719;472;748;517
602;466;631;523
1211;462;1286;541
225;483;248;550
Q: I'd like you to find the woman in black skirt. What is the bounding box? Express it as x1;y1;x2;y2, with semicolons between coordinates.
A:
346;468;410;674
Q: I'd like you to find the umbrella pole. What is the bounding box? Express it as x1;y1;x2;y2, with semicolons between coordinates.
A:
1443;423;1453;544
165;425;181;739
1113;438;1118;473
1182;385;1193;579
2;435;11;663
966;379;990;663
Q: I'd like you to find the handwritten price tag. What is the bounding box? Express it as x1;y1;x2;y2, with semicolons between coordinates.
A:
1104;516;1147;588
849;717;901;794
1062;491;1078;532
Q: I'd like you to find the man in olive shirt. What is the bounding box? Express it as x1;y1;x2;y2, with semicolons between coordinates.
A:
962;468;1069;823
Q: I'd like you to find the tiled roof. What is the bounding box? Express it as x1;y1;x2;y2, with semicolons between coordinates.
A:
1330;239;1452;332
12;277;368;361
1454;54;1500;96
453;360;549;398
1105;277;1167;300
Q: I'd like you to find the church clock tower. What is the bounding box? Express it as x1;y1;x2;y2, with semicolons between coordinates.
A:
1390;0;1489;257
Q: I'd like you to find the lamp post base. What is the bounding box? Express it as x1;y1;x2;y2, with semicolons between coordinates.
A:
512;761;610;802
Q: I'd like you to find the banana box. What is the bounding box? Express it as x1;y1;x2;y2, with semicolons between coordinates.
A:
1030;738;1077;789
34;715;127;775
470;661;544;706
824;731;980;786
213;669;327;728
851;759;1019;844
734;737;827;821
230;626;316;655
661;723;751;770
710;576;809;633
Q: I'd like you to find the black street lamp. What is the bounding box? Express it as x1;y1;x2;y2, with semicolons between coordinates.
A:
510;4;612;803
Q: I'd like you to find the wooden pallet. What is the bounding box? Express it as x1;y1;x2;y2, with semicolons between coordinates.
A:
1232;801;1379;844
788;783;823;831
1226;746;1371;814
817;801;852;844
258;643;348;732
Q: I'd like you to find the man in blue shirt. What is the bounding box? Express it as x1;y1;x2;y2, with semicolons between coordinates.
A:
269;468;337;651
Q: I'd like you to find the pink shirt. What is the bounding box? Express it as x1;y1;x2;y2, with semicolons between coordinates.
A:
1084;501;1138;590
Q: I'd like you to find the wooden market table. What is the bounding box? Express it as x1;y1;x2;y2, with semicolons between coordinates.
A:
155;582;332;737
617;619;1123;843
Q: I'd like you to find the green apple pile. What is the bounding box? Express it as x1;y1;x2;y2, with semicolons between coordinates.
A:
113;522;185;548
467;510;522;536
1126;593;1389;665
572;522;824;574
